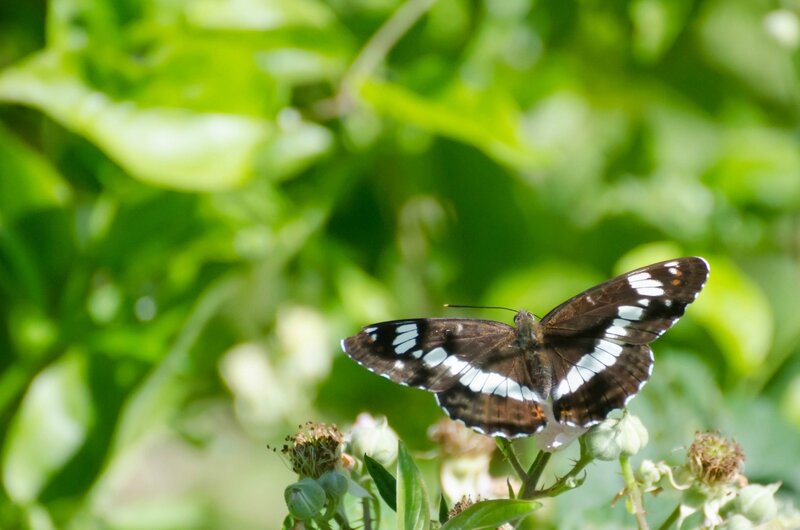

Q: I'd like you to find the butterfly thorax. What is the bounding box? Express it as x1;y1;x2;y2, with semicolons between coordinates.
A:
513;310;540;349
514;310;555;397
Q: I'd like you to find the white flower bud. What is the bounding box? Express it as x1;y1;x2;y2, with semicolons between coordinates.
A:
734;483;779;524
348;413;398;466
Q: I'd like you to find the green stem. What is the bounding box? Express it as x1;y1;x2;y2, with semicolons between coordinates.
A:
656;505;681;530
529;437;592;499
519;451;552;499
496;438;528;481
620;455;649;530
332;0;438;113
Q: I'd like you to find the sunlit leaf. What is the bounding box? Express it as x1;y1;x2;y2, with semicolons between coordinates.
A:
2;352;93;503
440;499;541;530
397;442;430;530
691;256;773;375
0;51;331;191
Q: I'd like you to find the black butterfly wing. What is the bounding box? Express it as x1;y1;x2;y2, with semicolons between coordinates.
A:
342;318;548;437
540;257;709;426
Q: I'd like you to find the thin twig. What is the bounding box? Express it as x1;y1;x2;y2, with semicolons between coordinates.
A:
322;0;438;117
528;437;592;499
620;454;650;530
362;497;372;530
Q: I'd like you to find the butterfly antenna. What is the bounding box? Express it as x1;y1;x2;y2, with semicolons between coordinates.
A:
443;304;518;313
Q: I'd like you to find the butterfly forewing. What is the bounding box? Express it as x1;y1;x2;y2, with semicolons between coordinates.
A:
541;257;709;425
342;318;516;392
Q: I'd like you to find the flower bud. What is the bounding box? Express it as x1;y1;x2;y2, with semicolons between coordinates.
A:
733;483;778;524
585;413;648;461
618;414;648;456
637;459;662;490
317;470;349;498
285;478;326;520
585;419;623;461
348;413;399;466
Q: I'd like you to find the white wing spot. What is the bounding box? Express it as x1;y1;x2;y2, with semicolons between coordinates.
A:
637;287;665;296
664;299;672;308
395;339;416;354
596;339;623;357
618;305;644;321
423;347;448;367
638;298;651;307
628;272;651;283
668;267;679;275
468;370;491;392
364;326;377;333
392;330;417;346
442;354;469;375
394;360;405;369
411;349;423;359
369;333;378;341
606;318;628;336
663;260;679;267
629;278;663;289
395;323;417;334
459;367;480;387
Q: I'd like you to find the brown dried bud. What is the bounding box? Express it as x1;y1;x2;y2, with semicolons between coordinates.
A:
448;495;477;519
687;431;745;486
282;422;344;478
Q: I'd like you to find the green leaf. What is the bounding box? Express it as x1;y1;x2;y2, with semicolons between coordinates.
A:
281;514;294;530
2;352;93;503
0;50;332;191
396;442;431;530
691;256;773;375
439;499;542;530
439;494;449;524
364;454;397;511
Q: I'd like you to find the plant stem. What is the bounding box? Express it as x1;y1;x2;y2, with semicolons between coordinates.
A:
362;497;372;530
620;454;649;530
519;451;552;499
496;438;528;481
332;0;438;113
529;437;592;498
656;505;681;530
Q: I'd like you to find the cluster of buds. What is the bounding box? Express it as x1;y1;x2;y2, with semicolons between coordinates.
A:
585;412;649;460
279;422;350;521
633;431;792;529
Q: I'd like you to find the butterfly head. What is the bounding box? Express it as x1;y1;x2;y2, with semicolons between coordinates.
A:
514;309;539;348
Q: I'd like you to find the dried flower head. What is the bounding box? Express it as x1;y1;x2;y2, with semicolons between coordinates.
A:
429;418;496;457
448;495;477;519
282;422;344;478
687;431;745;486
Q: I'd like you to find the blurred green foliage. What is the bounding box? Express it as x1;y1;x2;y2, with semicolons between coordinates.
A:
0;0;799;528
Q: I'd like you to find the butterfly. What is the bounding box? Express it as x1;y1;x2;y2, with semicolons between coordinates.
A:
341;257;709;447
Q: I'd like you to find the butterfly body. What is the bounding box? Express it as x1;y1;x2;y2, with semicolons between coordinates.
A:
342;257;709;448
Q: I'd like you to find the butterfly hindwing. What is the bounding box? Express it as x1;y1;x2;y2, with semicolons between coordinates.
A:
436;386;547;438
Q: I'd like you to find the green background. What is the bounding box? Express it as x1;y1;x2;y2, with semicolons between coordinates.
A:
1;0;799;528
